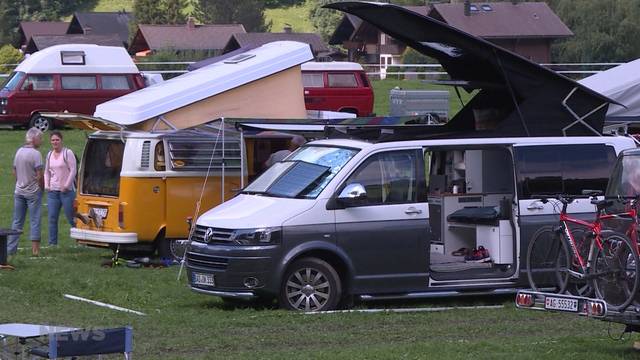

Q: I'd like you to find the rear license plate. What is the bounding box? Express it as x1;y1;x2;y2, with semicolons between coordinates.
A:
193;272;215;287
544;296;578;312
92;207;108;218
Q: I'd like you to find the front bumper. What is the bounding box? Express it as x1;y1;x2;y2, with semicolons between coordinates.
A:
70;227;138;244
186;241;280;297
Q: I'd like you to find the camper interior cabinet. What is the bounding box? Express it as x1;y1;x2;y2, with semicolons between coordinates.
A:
426;146;515;277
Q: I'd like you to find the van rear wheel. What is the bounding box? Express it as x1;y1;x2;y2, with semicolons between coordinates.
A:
279;257;341;312
29;113;52;132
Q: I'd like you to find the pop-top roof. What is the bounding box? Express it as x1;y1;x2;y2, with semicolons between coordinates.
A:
16;44;138;74
94;41;313;126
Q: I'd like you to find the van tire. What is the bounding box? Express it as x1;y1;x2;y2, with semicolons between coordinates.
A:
29;113;52;132
157;237;185;262
279;257;341;312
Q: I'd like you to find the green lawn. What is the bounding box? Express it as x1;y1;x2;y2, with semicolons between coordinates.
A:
0;85;638;358
265;1;314;33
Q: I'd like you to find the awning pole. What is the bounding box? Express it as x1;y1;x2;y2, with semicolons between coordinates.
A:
221;117;225;204
240;128;245;189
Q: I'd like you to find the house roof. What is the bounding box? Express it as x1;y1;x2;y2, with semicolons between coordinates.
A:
26;34;124;54
130;23;246;53
224;33;329;56
19;21;69;45
428;2;573;39
67;12;133;45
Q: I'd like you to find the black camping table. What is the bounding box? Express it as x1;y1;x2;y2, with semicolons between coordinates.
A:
0;229;22;266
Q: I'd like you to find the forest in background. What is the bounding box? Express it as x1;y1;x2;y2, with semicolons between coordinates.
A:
0;0;639;63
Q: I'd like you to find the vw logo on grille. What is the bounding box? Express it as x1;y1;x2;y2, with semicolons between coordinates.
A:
204;228;214;243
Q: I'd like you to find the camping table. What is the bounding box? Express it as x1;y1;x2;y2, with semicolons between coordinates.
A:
0;323;79;359
0;229;21;266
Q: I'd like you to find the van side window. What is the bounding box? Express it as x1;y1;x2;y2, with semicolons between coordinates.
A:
102;75;132;90
515;144;616;199
345;150;417;205
21;75;54;90
328;73;358;88
302;73;323;87
61;75;97;90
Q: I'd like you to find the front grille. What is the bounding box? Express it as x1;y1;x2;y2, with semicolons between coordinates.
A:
186;252;228;270
192;225;234;244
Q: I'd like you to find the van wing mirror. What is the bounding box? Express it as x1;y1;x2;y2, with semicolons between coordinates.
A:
337;183;367;207
24;83;33;91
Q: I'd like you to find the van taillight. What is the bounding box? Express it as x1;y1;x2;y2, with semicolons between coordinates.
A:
119;203;125;229
73;199;78;214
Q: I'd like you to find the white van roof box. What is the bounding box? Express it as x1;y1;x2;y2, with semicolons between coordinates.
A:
16;44;139;74
94;41;313;129
301;62;364;71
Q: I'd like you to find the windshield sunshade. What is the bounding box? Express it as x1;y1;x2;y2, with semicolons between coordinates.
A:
265;161;329;198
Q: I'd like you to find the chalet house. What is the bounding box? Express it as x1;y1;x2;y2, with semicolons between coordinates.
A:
25;34;123;54
129;19;245;56
67;11;133;48
330;1;572;64
223;29;330;60
18;21;69;51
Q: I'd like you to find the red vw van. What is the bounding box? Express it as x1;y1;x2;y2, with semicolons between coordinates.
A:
0;44;145;131
301;62;374;117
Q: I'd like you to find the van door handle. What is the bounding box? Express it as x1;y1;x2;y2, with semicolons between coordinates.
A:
405;207;423;215
527;203;544;210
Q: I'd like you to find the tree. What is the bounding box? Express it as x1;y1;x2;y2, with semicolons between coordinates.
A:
194;0;270;32
309;0;347;42
548;0;640;62
0;45;23;73
163;0;187;25
0;0;21;46
133;0;166;25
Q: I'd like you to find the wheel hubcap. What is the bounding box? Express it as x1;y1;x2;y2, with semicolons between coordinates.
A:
33;117;49;131
285;267;331;311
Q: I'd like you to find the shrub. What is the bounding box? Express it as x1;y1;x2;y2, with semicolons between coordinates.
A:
0;45;22;74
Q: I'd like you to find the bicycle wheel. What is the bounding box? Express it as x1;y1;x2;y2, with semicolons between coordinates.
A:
526;225;570;293
592;233;640;311
564;228;594;297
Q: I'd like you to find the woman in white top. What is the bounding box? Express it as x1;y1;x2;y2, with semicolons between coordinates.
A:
44;131;77;246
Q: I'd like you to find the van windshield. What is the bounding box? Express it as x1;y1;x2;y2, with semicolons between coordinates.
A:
81;139;124;197
243;145;358;199
3;71;25;91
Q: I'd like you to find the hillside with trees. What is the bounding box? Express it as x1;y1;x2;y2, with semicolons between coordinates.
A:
1;0;640;63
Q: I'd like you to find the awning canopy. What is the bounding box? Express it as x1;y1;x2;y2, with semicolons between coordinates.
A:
326;2;618;138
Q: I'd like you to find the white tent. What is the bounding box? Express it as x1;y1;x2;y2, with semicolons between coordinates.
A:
579;59;640;122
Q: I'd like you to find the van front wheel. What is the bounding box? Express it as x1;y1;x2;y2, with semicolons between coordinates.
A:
279;257;341;312
29;113;52;132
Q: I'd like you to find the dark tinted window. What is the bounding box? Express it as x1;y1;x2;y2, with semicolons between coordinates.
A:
515;144;617;199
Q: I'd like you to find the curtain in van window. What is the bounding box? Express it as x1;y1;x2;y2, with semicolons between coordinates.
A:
102;75;131;90
302;73;323;87
61;75;97;90
328;73;358;87
22;75;54;90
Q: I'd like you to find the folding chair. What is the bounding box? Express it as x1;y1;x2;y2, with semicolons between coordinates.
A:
29;326;132;359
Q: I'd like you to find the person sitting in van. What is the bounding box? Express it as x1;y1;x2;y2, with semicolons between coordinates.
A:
7;128;44;257
44;131;77;247
264;135;306;168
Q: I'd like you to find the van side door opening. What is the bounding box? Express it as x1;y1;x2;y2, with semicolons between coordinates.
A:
425;146;517;282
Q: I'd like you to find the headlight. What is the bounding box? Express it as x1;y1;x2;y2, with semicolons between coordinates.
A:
234;227;281;245
0;98;7;106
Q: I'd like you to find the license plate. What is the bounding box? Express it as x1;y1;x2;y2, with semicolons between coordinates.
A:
92;207;108;218
544;296;578;312
193;272;215;287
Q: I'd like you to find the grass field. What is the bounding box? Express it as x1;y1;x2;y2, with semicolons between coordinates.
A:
1;82;639;358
